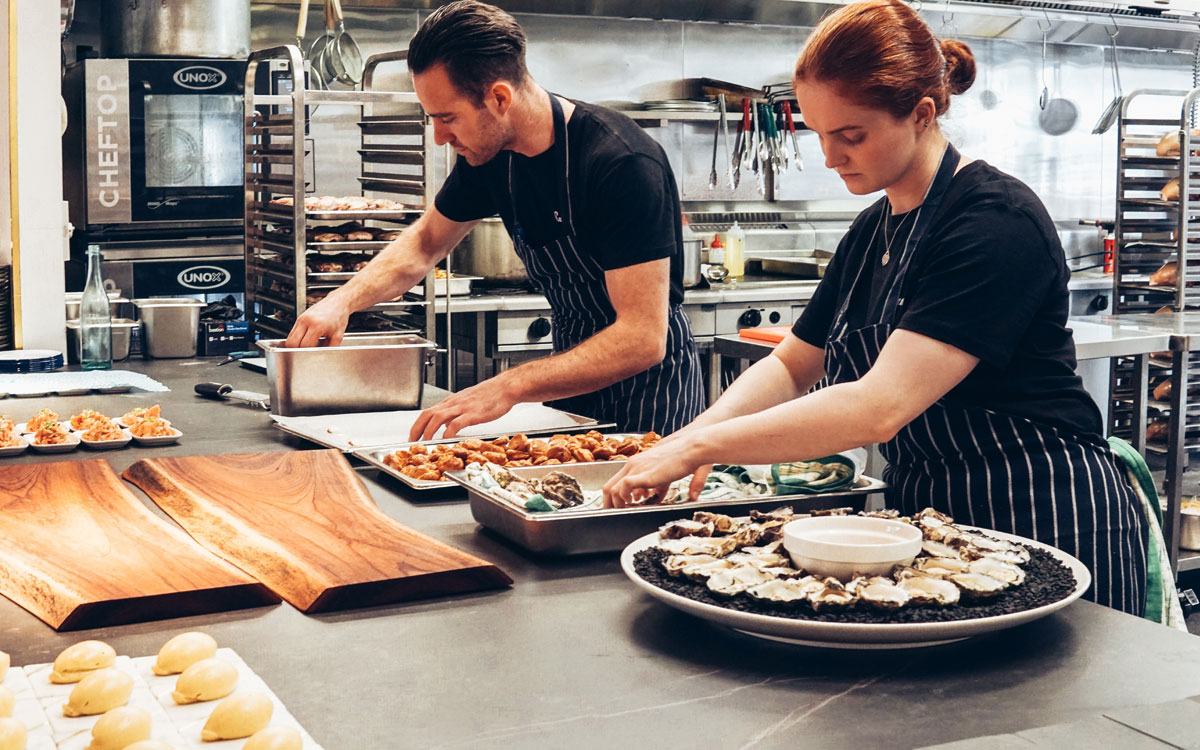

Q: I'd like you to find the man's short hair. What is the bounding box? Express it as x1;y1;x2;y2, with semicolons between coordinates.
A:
408;1;529;106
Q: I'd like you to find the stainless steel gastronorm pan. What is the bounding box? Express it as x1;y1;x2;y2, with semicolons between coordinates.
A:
258;334;436;416
446;462;887;556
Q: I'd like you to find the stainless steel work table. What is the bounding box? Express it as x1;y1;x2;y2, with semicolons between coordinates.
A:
3;358;1199;749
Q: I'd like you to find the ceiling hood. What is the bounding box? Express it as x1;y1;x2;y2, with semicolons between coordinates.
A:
256;0;1200;50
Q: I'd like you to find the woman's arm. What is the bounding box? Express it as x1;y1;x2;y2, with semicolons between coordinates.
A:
676;335;828;436
602;329;979;505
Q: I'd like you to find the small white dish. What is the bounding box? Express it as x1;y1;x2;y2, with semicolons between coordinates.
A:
28;432;81;453
783;515;923;581
0;438;29;456
129;427;182;446
81;431;133;450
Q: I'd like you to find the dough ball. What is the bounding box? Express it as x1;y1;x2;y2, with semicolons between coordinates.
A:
170;659;237;705
0;717;25;750
152;632;217;676
63;668;133;717
0;651;8;681
85;705;151;750
50;640;116;684
243;726;302;750
123;741;176;750
0;686;12;718
200;691;273;742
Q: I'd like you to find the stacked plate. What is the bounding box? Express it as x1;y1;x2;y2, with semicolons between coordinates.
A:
0;349;64;373
0;265;11;350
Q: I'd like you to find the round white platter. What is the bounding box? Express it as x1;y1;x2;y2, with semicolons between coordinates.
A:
620;525;1091;650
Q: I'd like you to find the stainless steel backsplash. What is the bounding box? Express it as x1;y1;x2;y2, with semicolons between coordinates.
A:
249;3;1193;227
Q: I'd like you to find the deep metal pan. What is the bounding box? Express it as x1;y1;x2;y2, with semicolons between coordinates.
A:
445;462;887;555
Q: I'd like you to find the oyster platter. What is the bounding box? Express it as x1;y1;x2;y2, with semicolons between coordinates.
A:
622;507;1090;649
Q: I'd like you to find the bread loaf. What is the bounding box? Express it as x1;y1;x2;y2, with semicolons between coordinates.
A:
1156;129;1200;157
1147;419;1170;443
1150;261;1178;287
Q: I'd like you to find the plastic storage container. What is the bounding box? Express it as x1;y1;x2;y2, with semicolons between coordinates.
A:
257;334;437;417
134;298;206;358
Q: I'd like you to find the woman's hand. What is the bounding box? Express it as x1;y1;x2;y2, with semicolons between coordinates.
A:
602;435;709;508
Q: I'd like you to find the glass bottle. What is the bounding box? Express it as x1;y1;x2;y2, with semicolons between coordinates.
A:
79;245;112;370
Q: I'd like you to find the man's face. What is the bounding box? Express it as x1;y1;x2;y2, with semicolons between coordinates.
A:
413;63;513;166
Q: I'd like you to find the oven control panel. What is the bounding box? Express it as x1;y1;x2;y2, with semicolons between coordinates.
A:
715;303;796;334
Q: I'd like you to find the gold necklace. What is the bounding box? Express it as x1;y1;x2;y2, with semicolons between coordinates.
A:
881;209;916;267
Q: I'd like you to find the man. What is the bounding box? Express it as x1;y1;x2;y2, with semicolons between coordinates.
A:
286;0;704;440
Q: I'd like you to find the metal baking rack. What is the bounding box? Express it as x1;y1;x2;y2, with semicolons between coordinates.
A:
1109;89;1196;448
243;46;452;380
1109;87;1200;575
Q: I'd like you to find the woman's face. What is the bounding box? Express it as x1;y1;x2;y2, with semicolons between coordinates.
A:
794;78;922;196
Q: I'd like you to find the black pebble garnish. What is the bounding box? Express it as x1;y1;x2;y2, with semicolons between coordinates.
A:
632;546;1078;624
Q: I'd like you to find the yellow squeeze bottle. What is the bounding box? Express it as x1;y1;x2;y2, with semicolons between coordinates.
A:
725;221;745;278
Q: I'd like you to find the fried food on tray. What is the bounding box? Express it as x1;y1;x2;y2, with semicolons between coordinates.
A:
382;431;660;482
27;408;59;433
82;418;126;442
0;422;20;447
70;409;108;432
33;421;71;445
128;417;174;438
120;405;161;427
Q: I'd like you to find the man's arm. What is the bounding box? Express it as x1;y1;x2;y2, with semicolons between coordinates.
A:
410;257;670;439
285;207;478;348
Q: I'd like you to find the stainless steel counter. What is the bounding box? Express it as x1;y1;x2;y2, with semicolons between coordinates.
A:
1;358;1199;749
447;279;822;314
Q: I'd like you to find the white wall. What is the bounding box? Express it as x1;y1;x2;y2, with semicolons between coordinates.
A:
12;0;66;351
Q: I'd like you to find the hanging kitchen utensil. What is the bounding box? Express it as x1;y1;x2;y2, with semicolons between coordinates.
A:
783;100;803;171
1092;17;1123;135
751;102;764;195
307;0;333;91
719;94;734;189
732;97;749;189
326;0;364;86
1038;15;1051;111
708;103;720;190
739;97;753;173
1034;14;1078;136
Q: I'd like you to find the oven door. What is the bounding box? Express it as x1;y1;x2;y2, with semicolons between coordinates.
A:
82;58;246;230
130;59;245;226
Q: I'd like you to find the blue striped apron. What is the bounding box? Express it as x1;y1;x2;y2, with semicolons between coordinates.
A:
505;95;705;434
823;144;1147;614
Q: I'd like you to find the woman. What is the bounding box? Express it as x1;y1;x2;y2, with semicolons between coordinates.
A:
603;0;1147;615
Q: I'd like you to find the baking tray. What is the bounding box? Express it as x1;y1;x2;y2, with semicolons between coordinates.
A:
353;427;628;491
757;257;831;279
281;401;608;452
445;462;887;555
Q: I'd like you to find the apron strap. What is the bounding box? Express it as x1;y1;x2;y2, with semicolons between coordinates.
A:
507;92;575;239
828;142;960;338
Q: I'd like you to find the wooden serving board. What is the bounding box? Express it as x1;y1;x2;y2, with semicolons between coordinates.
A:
124;450;512;612
0;459;278;631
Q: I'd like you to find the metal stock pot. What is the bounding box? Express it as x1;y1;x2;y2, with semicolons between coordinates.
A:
454;218;528;282
101;0;250;58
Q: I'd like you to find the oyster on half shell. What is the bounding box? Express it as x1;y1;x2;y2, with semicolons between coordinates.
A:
898;574;961;606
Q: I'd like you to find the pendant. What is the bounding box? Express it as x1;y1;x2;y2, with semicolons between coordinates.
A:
881;250;890;267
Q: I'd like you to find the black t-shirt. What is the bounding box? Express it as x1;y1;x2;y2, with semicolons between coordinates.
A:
435;99;685;305
792;160;1103;439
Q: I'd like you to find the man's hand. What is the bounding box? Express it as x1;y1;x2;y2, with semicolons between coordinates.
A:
285;298;351;348
409;376;519;441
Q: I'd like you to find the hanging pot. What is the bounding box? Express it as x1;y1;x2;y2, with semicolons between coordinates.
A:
100;0;250;59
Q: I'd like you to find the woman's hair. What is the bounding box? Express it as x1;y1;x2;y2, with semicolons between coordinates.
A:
408;1;529;106
794;0;976;119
